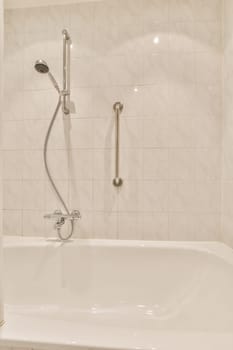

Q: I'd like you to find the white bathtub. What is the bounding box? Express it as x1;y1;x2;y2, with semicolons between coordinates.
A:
0;237;233;350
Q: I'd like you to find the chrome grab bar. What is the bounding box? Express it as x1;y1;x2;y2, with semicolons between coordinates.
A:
113;102;123;187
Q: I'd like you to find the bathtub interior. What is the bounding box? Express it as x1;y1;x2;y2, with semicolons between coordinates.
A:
3;239;233;333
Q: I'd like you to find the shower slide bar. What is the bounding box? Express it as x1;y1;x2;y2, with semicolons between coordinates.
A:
62;29;71;115
113;102;123;187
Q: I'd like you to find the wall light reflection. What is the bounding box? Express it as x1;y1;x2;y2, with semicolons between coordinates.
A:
153;36;160;44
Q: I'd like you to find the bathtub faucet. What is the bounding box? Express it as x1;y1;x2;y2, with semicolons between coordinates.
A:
44;210;81;238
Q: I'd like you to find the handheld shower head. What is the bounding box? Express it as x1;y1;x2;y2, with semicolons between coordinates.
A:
34;59;49;74
34;59;60;94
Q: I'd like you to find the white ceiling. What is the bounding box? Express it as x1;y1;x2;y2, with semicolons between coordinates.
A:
4;0;101;9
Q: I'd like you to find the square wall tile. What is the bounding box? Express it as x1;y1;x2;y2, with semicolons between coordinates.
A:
22;210;45;237
118;212;143;240
3;210;22;236
143;213;169;240
3;180;22;210
169;213;197;241
93;212;118;239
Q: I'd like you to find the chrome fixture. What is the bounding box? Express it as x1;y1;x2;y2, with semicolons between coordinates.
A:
34;29;81;241
113;102;123;187
34;60;60;93
34;30;71;114
62;29;71;115
44;210;81;238
34;59;49;74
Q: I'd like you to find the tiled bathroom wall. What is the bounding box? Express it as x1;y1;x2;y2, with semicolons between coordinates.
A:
3;0;222;240
222;0;233;247
0;0;4;325
0;0;3;236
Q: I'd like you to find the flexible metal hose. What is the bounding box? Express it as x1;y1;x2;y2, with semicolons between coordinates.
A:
44;96;74;241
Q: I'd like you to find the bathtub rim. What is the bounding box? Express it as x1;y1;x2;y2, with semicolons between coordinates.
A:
3;236;233;265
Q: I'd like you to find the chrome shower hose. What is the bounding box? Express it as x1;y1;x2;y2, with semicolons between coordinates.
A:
44;96;74;241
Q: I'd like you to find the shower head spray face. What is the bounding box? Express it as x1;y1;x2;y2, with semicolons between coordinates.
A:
34;59;49;74
34;59;61;93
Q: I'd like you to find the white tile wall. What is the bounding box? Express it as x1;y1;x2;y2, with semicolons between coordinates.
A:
0;0;5;325
222;0;233;247
3;0;223;241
